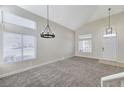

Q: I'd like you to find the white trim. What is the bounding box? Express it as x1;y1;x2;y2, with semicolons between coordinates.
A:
78;34;92;39
77;55;99;60
121;80;124;87
101;72;124;87
101;72;124;82
76;55;124;63
0;56;74;79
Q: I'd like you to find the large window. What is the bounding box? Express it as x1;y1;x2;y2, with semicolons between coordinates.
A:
78;34;92;53
23;35;36;60
3;32;22;63
1;11;37;63
3;32;36;63
3;12;36;30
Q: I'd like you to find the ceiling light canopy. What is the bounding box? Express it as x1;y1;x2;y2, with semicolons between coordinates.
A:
40;5;55;38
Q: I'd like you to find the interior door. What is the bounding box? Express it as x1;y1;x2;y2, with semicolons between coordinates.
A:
102;34;117;60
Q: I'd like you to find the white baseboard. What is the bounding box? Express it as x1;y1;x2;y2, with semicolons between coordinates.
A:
76;55;99;60
76;55;124;67
0;56;74;79
76;55;124;63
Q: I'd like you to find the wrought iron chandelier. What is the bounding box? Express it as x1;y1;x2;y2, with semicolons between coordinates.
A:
40;5;55;38
106;8;112;34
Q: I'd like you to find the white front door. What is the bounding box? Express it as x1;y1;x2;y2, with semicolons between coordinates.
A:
102;34;117;60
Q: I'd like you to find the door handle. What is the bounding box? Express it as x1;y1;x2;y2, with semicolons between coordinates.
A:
102;47;104;52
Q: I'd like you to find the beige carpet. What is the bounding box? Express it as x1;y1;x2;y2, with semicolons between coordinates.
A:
0;57;124;87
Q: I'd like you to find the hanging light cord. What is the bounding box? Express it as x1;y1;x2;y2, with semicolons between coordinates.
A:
1;10;3;24
108;8;111;28
47;5;49;26
40;5;55;38
42;5;49;33
1;10;4;32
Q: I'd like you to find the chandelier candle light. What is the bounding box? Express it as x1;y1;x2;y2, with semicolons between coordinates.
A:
40;5;55;38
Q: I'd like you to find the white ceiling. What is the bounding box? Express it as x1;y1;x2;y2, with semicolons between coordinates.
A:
19;5;124;31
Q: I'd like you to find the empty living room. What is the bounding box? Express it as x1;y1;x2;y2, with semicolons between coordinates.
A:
1;1;124;92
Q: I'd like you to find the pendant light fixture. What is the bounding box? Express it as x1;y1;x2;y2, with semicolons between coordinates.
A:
106;8;112;34
40;5;55;38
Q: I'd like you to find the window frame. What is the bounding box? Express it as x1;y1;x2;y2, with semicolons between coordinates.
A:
3;11;37;30
1;11;37;64
3;31;37;63
78;34;92;53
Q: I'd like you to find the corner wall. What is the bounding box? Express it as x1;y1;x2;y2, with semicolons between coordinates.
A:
75;11;124;63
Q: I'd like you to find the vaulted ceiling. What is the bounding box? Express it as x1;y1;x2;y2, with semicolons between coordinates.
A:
19;5;124;31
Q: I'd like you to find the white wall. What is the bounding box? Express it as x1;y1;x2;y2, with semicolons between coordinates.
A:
0;25;3;65
37;21;75;64
0;6;75;75
75;11;124;63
